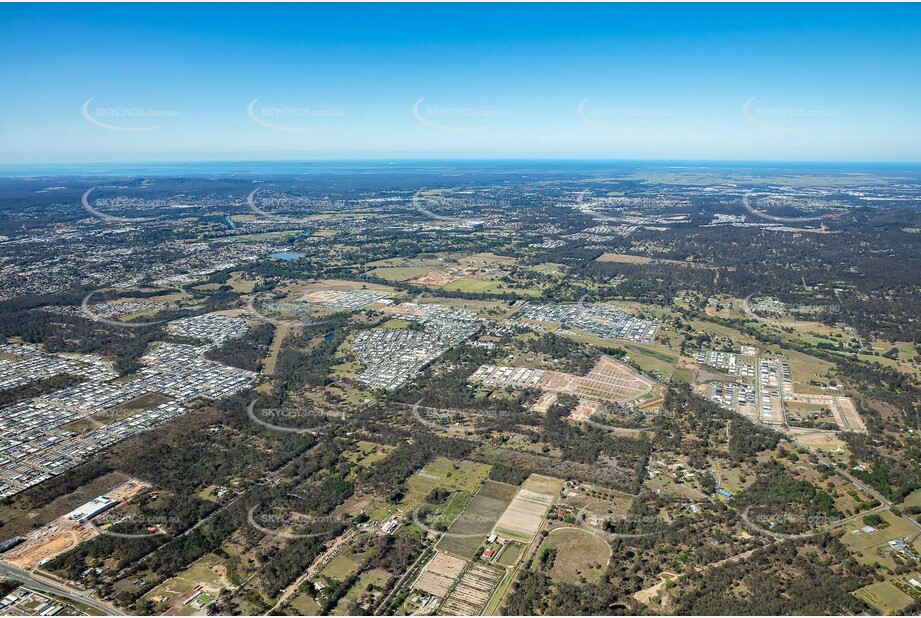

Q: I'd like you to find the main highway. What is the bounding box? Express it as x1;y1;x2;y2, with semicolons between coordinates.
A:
0;560;123;615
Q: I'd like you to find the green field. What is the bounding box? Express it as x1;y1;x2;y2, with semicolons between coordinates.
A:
321;554;362;582
289;593;322;615
378;318;412;330
441;277;543;296
140;553;227;614
442;277;499;293
496;542;523;566
854;580;914;614
399;458;492;510
902;489;921;508
840;511;921;566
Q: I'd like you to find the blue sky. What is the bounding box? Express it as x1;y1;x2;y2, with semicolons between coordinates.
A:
1;3;919;164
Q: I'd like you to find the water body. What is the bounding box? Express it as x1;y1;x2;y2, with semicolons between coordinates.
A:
269;251;305;261
4;160;918;178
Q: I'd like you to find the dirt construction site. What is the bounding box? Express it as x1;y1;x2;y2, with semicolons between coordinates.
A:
2;478;149;569
474;355;660;406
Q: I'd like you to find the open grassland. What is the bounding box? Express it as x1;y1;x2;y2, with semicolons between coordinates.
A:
460;252;518;266
378;318;412;330
558;486;634;523
344;441;396;469
289;593;322;615
781;348;836;393
370;266;435;281
538;527;611;584
902;489;921;508
262;322;290;376
442;277;543;296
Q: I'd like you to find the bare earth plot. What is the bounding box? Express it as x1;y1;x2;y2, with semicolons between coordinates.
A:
596;252;653;264
439;563;505;616
539;355;659;405
410;269;460;287
787;393;867;433
835;397;868;432
492;475;563;543
412;552;466;598
573;355;657;403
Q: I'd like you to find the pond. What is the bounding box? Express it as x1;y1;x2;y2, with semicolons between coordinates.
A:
269;251;306;261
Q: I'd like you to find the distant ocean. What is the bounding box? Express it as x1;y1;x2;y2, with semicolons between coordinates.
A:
1;160;919;178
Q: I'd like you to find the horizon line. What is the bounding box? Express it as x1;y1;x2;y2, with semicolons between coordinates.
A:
3;156;921;169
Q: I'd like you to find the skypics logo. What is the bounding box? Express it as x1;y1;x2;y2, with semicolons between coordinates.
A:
245;291;331;329
247;97;345;132
741;191;825;224
412;98;510;132
411;189;502;226
245;187;337;221
82;187;152;223
742;97;840;132
81;97;179;132
411;507;499;539
80;287;181;329
247;506;344;540
246;399;329;434
89;512;178;539
81;186;200;224
577;98;675;131
408;399;515;436
740;505;843;540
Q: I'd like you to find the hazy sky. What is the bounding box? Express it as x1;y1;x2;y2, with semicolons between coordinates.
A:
2;3;919;164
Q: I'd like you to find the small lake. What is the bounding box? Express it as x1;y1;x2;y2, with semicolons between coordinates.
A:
269;251;306;261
